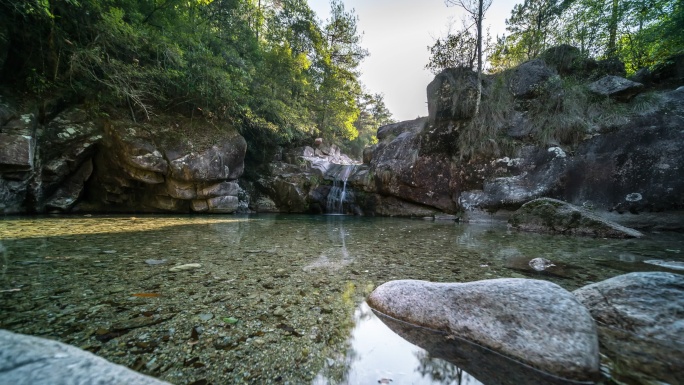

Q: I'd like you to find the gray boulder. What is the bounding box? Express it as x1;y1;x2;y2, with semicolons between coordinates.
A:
0;329;170;385
588;75;643;101
507;59;556;99
574;272;684;384
509;198;643;238
367;279;600;382
427;68;479;125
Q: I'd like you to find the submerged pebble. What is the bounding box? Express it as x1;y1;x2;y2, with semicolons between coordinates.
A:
169;263;201;272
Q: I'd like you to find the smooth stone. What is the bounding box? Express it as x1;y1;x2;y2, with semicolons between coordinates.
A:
0;329;170;385
168;263;201;272
367;279;599;382
642;259;684;271
144;259;167;265
573;272;684;384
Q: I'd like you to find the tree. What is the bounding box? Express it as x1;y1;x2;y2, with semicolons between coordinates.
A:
445;0;493;116
504;0;563;61
426;23;477;74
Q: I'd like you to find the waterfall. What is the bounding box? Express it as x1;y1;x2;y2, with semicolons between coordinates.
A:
326;164;355;214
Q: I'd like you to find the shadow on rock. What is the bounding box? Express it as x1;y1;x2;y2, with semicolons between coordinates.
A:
371;309;596;385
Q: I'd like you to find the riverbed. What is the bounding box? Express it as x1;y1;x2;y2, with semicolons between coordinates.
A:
1;214;682;384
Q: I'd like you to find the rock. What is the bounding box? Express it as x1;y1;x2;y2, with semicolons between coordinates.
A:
459;147;568;212
163;178;196;200
206;195;239;213
169;263;201;272
509;198;643;238
427;68;479;125
367;279;600;381
588;75;643;101
251;196;279;213
168;135;246;182
539;45;587;75
574;272;684;384
507;59;556;99
0;329;171;385
369;118;458;212
528;257;555;271
44;158;93;212
0;134;34;171
642;259;684;270
197;181;238;199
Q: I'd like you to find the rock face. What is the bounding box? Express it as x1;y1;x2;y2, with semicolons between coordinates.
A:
0;329;170;385
574;272;684;384
367;279;600;381
507;59;556;98
90;120;246;213
509;198;643;238
0;90;248;214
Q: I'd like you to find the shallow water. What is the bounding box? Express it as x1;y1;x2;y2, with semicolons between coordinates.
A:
0;214;682;384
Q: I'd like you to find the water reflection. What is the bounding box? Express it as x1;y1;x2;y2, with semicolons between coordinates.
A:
0;215;682;384
314;302;483;385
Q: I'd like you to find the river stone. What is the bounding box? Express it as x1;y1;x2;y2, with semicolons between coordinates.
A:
169;263;201;272
573;272;684;384
367;279;599;381
0;329;170;385
509;198;643;238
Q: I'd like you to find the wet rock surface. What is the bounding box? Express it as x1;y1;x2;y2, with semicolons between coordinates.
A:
367;279;600;381
573;272;684;385
0;329;171;385
509;198;643;238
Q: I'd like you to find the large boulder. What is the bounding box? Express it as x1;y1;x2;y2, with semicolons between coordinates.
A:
427;68;479;125
588;75;644;101
509;198;643;238
507;59;556;99
0;329;170;385
574;272;684;384
367;279;600;382
369;118;459;212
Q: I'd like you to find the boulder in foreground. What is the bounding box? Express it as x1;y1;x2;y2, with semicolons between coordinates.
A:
367;279;600;382
0;329;170;385
574;272;684;384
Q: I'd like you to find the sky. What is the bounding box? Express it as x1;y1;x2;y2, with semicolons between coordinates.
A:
308;0;519;121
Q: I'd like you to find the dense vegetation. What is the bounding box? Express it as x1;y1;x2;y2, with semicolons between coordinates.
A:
428;0;683;74
0;0;393;160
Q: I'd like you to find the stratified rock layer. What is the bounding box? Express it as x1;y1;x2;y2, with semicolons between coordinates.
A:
0;329;170;385
367;279;600;381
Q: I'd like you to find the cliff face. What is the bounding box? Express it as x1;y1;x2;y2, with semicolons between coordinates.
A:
0;99;246;214
346;48;684;227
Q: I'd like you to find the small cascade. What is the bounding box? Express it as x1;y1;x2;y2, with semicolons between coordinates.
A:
326;164;356;214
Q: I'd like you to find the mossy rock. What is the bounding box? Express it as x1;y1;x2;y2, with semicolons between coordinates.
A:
509;198;643;238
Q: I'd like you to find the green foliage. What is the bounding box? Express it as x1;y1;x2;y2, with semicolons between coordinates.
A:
486;0;681;75
0;0;384;164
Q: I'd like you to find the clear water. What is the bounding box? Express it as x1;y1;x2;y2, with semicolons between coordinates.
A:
0;214;682;385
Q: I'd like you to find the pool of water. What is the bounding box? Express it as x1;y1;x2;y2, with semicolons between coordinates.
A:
0;214;682;384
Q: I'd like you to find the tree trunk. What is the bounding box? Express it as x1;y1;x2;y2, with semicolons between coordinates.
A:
475;0;483;116
607;0;619;56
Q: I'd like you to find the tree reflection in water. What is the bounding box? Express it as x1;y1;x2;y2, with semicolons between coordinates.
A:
415;351;483;385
